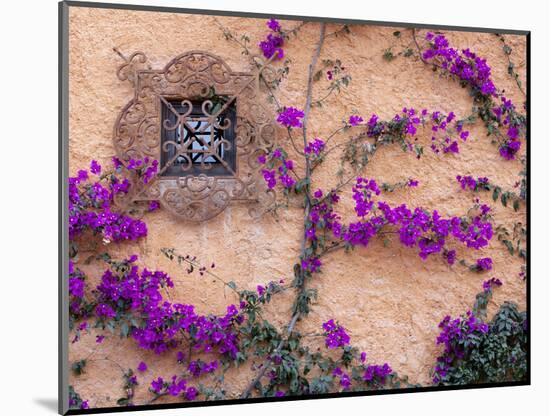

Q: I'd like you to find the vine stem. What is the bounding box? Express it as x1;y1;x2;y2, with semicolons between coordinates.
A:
240;22;326;399
240;311;300;399
495;33;526;97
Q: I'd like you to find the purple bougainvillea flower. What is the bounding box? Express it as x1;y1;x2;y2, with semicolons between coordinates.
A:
77;170;88;182
69;277;85;298
322;319;350;349
322;319;336;332
301;257;321;273
96;335;105;344
259;33;284;59
483;277;503;292
279;174;295;189
445;250;456;266
349;115;364;126
90;160;102;175
151;377;164;394
95;303;116;318
262;169;276;189
340;373;351;389
507;126;519;140
112;156;123;169
185;386;198;401
138;361;147;372
499;140;521;160
304;138;325;155
277;107;304;128
148;200;160;212
476;257;493;271
363;363;392;382
480;204;491;216
443;141;459;154
266;18;281;32
126;159;143;170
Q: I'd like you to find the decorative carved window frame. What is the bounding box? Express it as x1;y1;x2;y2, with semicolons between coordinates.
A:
112;50;278;222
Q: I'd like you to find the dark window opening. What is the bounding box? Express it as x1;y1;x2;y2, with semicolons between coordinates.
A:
160;97;237;177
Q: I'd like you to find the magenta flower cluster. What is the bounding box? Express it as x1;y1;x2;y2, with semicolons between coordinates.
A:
366;107;470;155
348;115;364;126
69;266;85;299
422;32;524;160
69;395;89;410
259;19;284;60
323;320;393;388
476;257;493;271
363;363;392;383
95;256;245;357
290;175;494;275
266;18;281;32
456;175;489;191
68;263;88;316
301;256;322;273
69;158;159;243
259;148;296;189
499;137;522;161
423;32;497;96
277;107;305;128
150;375;198;400
322;319;351;349
433;310;489;384
188;359;219;377
332;367;352;390
304;138;326;156
483;277;502;293
494;97;524;160
304;188;341;244
334;177;493;263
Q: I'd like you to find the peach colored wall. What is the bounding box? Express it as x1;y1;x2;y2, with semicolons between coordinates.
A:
68;6;527;408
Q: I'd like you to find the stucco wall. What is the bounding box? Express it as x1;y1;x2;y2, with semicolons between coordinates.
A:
68;6;527;408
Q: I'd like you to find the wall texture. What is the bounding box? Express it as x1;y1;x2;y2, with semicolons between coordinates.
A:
68;6;527;408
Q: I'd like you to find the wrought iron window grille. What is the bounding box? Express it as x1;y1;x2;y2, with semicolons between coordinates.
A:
159;97;237;177
112;49;278;222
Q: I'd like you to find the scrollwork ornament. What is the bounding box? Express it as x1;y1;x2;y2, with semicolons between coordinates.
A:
113;50;279;222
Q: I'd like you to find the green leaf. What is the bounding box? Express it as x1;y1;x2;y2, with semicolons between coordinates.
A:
383;48;395;62
71;359;87;376
501;193;508;207
121;322;130;338
117;398;130;406
503;240;514;255
289;338;298;351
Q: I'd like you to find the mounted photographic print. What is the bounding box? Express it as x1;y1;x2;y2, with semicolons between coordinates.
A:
59;1;530;414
